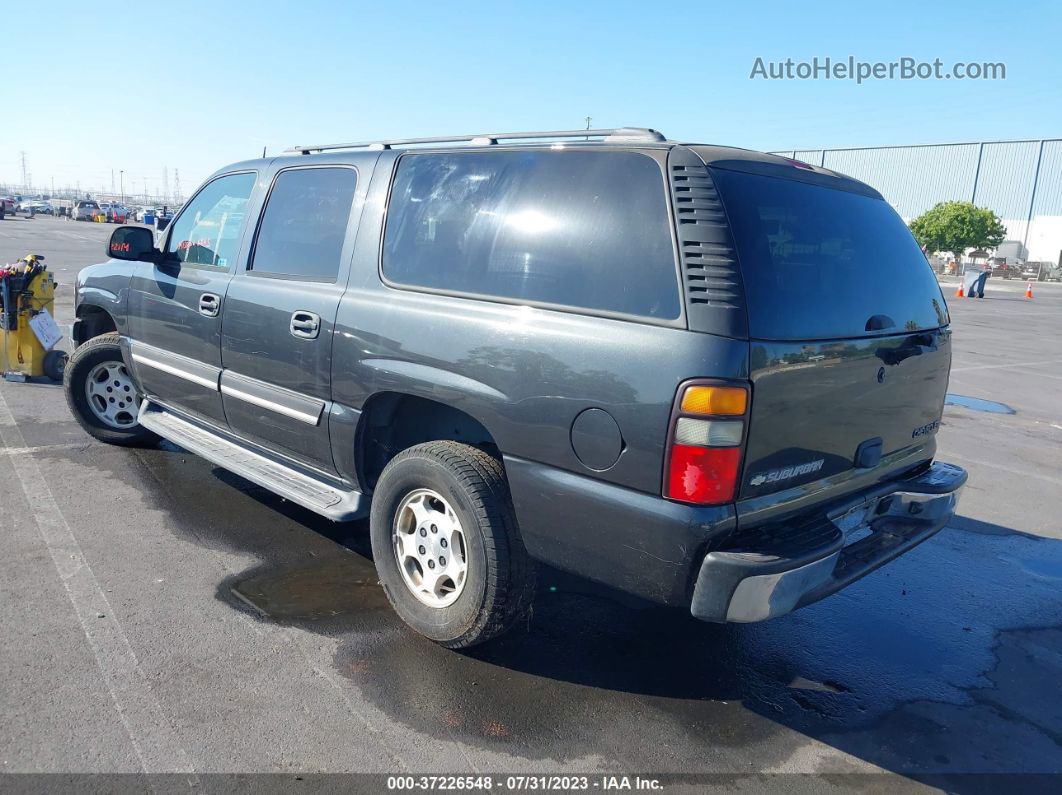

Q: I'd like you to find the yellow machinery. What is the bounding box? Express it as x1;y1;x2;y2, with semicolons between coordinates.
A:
1;254;67;382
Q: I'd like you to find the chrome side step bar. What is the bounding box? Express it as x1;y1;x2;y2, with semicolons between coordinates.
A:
138;402;366;521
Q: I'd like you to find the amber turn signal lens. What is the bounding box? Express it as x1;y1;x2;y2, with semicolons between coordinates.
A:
680;385;747;416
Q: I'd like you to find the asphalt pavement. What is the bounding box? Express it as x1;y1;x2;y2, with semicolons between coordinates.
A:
1;216;1060;790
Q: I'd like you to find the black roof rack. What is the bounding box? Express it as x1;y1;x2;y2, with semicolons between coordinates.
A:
285;127;667;155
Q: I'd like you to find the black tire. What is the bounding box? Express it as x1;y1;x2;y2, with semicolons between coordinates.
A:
63;333;158;447
369;441;535;648
43;349;68;382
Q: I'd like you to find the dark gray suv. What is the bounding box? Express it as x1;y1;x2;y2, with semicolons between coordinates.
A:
64;127;966;647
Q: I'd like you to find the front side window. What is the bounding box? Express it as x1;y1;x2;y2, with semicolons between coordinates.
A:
249;167;358;281
382;151;680;320
166;172;256;268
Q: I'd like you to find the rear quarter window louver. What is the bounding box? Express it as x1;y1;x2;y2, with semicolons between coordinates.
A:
668;147;749;339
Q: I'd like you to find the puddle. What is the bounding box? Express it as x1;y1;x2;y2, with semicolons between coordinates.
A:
326;520;1062;769
945;393;1016;414
119;440;1062;772
229;550;389;622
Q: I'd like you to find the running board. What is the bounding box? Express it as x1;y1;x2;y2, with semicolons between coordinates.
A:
138;402;366;521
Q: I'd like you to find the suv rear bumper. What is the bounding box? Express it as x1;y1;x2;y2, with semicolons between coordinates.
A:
690;461;967;622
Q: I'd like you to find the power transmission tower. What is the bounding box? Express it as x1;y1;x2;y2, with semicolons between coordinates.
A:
174;169;181;202
19;151;28;190
163;167;169;204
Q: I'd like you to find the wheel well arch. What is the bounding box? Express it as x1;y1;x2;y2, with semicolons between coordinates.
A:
356;392;500;492
74;304;117;347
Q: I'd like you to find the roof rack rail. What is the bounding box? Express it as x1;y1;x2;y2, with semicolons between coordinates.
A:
285;127;667;154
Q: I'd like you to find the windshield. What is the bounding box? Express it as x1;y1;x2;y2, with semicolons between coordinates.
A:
711;168;949;340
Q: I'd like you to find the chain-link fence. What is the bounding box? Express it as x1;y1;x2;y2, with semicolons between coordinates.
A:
771;139;1062;268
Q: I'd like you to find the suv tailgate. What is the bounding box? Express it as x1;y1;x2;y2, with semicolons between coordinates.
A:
708;165;951;502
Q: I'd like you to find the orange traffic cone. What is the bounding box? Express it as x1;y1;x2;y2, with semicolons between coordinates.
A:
955;282;965;298
1025;282;1034;299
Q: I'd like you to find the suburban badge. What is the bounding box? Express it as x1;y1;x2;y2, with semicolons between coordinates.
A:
749;459;825;486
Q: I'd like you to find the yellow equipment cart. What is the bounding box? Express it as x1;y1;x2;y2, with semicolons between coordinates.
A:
0;254;67;382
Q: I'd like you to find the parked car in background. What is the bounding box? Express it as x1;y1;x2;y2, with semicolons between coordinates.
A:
0;196;16;218
66;127;966;649
72;200;102;221
23;200;53;215
1020;262;1049;282
99;202;130;223
988;257;1021;279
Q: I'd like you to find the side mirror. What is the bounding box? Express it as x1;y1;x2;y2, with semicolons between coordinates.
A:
108;225;161;263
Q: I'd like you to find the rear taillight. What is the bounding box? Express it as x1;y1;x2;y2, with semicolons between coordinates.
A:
664;382;749;505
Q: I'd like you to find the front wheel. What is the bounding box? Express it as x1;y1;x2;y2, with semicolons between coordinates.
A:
370;441;535;648
63;333;158;446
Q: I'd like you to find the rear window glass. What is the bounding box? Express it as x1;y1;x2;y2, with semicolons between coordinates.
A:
250;167;357;281
711;168;948;340
382;151;680;320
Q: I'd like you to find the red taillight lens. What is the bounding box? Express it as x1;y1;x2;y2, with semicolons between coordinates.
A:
666;445;741;505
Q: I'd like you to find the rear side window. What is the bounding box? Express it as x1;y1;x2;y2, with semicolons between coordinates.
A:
382;151;680;320
166;172;256;268
711;168;948;340
250;167;358;281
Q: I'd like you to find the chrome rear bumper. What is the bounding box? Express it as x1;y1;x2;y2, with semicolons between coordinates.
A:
690;462;967;623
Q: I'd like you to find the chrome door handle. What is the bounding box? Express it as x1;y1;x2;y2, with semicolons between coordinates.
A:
199;293;220;317
290;311;321;339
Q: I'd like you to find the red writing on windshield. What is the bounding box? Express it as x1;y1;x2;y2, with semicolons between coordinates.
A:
177;238;212;250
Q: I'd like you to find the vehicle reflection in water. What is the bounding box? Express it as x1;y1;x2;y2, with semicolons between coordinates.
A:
134;438;1058;774
209;466;1061;772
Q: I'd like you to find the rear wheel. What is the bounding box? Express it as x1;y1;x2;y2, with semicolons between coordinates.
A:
63;333;158;446
369;441;535;648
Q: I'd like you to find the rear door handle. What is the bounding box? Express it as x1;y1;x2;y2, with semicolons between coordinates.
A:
290;311;321;339
199;293;220;317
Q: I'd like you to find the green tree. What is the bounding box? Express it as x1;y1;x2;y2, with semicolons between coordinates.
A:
908;201;1007;262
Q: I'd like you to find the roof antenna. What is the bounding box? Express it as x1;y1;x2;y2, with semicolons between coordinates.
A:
262;146;267;158
585;116;591;142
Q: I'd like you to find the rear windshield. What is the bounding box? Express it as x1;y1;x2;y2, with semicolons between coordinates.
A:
711;168;948;340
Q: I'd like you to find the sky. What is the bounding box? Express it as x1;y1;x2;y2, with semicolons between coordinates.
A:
2;0;1060;199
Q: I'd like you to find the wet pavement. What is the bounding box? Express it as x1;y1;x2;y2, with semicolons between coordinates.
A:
1;218;1060;786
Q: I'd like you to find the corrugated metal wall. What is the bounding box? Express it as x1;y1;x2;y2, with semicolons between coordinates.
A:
772;139;1062;264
